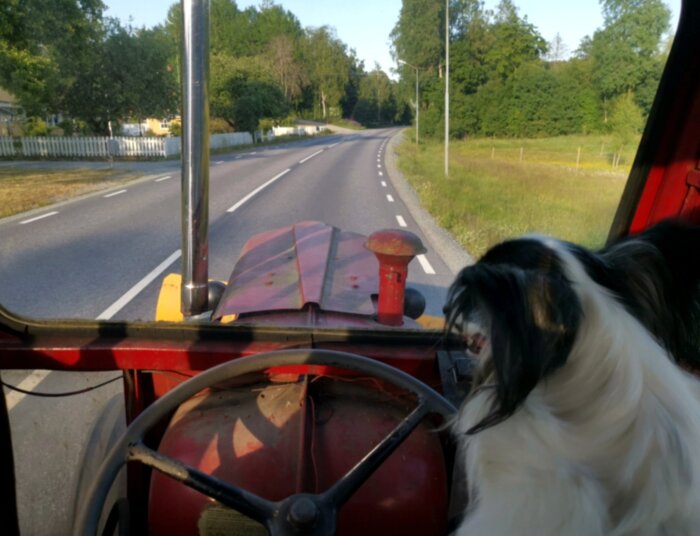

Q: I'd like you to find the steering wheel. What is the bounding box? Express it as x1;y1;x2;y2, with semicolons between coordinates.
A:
74;349;457;536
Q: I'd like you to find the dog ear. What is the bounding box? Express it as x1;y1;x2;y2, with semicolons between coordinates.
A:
582;220;700;367
446;262;582;434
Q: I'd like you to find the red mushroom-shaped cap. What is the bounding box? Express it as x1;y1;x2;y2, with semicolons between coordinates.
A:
364;229;426;257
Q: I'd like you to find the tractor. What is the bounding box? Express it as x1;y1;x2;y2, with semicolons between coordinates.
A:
1;0;698;534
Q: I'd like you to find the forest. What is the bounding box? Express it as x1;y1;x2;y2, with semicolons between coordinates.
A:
0;0;673;140
393;0;672;141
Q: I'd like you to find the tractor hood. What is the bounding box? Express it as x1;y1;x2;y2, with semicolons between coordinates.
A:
213;221;379;320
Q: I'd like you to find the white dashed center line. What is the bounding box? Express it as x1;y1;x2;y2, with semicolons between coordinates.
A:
97;249;182;320
386;194;394;202
378;171;383;176
377;164;381;168
155;175;172;182
381;181;387;187
104;189;127;198
4;370;52;410
214;160;224;165
299;149;323;164
396;215;407;227
416;254;436;275
227;168;291;213
19;211;59;225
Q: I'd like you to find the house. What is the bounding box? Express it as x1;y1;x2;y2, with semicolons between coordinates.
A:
121;116;181;137
0;88;22;136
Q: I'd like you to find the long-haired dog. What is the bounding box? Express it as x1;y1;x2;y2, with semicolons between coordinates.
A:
444;219;700;534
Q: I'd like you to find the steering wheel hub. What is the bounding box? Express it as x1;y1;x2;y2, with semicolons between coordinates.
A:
288;496;320;528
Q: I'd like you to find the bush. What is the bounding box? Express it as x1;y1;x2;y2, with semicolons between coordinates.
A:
609;92;643;148
168;120;182;137
209;117;234;134
24;117;50;136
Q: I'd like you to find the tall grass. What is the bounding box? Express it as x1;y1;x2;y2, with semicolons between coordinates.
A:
398;135;631;258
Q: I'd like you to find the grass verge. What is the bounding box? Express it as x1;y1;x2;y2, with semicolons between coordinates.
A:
0;168;139;219
397;135;629;258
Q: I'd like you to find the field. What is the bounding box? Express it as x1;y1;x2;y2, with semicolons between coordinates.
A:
397;134;634;258
0;167;138;219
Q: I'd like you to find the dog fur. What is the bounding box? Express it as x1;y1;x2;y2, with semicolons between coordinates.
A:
445;220;700;535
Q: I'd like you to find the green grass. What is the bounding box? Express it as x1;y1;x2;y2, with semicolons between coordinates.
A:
331;119;365;130
398;134;632;258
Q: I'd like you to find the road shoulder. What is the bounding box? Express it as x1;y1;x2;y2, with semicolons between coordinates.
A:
384;129;474;275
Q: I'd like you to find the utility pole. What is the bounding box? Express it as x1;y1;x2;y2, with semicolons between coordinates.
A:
445;0;450;176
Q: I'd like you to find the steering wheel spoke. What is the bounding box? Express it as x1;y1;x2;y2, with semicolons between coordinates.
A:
128;442;274;524
325;399;430;506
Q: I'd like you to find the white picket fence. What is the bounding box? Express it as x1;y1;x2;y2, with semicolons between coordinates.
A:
20;136;164;158
0;137;15;157
1;127;322;160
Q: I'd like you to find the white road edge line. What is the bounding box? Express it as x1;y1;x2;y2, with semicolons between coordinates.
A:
377;164;381;168
19;211;59;225
378;171;383;176
4;370;52;411
155;175;172;182
417;254;436;275
104;189;127;198
386;194;394;202
381;181;387;187
396;215;407;228
96;249;182;320
299;149;324;164
214;160;224;165
227;168;291;213
328;142;339;148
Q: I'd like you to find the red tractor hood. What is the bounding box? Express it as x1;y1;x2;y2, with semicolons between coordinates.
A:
213;221;379;320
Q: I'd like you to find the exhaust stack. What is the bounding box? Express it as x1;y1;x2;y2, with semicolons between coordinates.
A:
180;0;210;317
365;229;426;326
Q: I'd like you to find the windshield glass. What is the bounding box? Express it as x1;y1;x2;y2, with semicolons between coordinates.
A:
0;0;680;323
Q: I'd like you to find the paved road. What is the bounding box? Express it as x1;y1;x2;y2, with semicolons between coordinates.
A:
1;128;464;534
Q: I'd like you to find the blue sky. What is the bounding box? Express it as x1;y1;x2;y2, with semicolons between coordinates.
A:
104;0;680;75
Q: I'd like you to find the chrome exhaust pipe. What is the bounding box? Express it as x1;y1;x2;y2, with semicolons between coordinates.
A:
180;0;210;317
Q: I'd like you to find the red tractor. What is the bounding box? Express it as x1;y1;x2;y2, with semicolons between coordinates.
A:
1;1;698;534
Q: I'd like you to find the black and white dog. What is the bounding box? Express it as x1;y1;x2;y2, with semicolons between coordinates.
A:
445;220;700;534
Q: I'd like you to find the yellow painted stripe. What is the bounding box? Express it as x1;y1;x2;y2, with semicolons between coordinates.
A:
416;314;445;330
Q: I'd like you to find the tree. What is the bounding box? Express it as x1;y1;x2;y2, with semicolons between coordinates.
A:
0;0;104;117
609;91;644;148
302;27;352;120
229;76;289;136
59;19;178;135
545;33;569;62
390;0;445;75
267;34;306;101
484;0;547;81
209;53;288;134
354;66;397;126
588;0;671;114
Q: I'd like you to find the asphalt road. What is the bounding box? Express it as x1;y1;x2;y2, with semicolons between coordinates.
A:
1;128;465;534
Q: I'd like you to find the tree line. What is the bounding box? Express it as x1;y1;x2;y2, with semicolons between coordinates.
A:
0;0;407;137
392;0;672;142
1;0;672;140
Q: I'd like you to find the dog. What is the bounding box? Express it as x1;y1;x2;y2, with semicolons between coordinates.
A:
444;219;700;535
